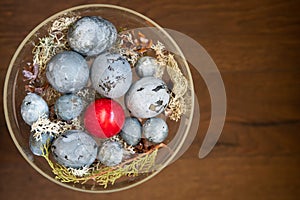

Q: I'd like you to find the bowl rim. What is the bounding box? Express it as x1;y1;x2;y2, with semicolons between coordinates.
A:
3;3;195;193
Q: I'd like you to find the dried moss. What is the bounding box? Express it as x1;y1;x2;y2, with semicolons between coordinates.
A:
31;116;82;141
151;41;188;120
32;15;79;74
41;142;164;188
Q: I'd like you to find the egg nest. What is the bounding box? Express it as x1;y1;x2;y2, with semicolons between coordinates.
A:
21;13;188;188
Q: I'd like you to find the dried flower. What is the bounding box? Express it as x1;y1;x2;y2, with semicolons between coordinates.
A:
23;63;39;82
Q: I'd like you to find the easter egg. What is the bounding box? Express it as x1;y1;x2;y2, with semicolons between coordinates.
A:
46;51;89;93
68;16;117;56
91;52;132;98
51;130;98;168
120;117;142;146
21;93;49;125
84;98;125;138
29;131;54;156
54;94;83;121
125;77;170;118
143;117;169;144
98;140;123;166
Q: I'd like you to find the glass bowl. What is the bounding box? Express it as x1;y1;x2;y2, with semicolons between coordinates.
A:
3;4;194;193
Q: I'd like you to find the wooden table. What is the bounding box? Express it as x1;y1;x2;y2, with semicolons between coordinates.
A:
1;0;299;199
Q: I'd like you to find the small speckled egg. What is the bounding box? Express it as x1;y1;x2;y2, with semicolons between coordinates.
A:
135;56;158;77
21;93;49;125
91;53;132;98
98;140;123;166
125;77;170;118
55;94;83;121
120;117;142;146
51;130;98;168
68;16;117;56
46;51;89;94
143;118;168;143
29;131;54;156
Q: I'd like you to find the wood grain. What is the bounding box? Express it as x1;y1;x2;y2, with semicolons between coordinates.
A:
1;0;300;199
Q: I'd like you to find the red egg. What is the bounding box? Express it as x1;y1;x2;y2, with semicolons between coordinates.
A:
84;98;125;138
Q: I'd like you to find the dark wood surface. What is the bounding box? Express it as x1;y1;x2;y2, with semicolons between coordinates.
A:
1;0;300;199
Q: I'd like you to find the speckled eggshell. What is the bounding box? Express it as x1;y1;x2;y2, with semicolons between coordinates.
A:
120;117;142;146
91;52;132;98
125;77;170;118
46;51;89;94
68;16;117;56
143;118;169;144
21;93;49;125
135;56;158;77
51;130;98;168
55;94;83;121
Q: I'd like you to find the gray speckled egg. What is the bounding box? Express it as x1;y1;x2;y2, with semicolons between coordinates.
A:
135;56;158;77
29;131;54;156
125;77;170;118
46;51;89;94
91;52;132;98
55;94;83;121
120;117;142;146
68;16;117;56
51;130;98;168
21;93;49;125
98;140;123;166
143;118;168;143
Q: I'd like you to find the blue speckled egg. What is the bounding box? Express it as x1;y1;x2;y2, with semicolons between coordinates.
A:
91;52;132;98
29;131;54;156
55;94;83;121
68;16;117;56
46;51;89;94
98;140;123;166
51;130;98;168
21;93;49;125
125;77;170;118
143;118;168;143
120;117;142;146
135;56;158;77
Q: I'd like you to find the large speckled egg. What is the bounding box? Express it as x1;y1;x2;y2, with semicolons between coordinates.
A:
120;117;142;146
125;77;170;118
46;51;89;94
51;130;98;168
68;16;117;56
21;93;49;125
55;94;83;121
91;53;132;98
143;118;169;144
135;56;158;77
